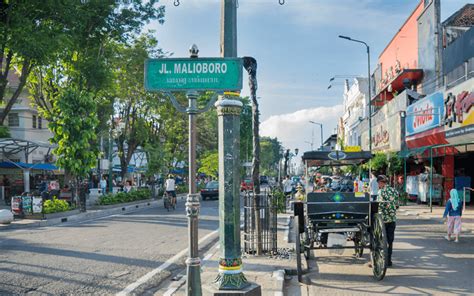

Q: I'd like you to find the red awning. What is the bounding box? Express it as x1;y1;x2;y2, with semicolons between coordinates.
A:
372;69;424;106
405;127;458;158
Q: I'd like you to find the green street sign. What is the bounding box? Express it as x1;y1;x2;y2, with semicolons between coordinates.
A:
145;58;243;91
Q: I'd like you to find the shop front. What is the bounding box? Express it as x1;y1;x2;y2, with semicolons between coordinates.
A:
443;78;474;204
403;78;474;206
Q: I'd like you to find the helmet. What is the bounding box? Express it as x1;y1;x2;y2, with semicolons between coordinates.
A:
168;174;174;179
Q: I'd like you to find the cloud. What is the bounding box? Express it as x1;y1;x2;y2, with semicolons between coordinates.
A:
237;0;407;32
260;104;343;150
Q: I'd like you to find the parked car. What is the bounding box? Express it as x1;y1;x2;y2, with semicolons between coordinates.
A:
200;181;219;200
240;179;254;192
260;175;269;185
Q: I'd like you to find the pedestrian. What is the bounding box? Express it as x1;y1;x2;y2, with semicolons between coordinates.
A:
443;188;463;243
100;175;107;195
282;175;293;198
369;173;378;201
123;180;133;193
377;174;399;267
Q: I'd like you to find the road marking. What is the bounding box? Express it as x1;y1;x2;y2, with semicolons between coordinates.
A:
162;241;219;296
116;229;218;296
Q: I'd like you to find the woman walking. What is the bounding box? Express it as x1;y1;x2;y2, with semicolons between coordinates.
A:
443;189;463;243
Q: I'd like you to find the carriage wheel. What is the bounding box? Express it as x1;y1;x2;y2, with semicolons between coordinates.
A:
295;218;303;282
353;232;364;258
370;213;388;281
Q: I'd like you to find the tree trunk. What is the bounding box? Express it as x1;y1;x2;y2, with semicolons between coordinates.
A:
243;57;263;255
0;59;32;125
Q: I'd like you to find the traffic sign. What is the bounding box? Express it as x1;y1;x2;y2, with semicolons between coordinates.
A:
145;58;242;91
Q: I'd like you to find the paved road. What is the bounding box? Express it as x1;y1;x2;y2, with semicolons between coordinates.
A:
286;213;474;295
0;197;219;295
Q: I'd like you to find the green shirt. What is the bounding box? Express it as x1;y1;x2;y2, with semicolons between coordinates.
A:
378;185;399;223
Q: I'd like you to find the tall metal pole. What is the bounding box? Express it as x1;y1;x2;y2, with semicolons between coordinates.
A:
320;124;323;150
214;0;249;290
367;45;372;153
186;49;202;295
108;131;114;193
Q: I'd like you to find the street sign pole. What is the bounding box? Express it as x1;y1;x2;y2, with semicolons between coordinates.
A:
144;43;243;295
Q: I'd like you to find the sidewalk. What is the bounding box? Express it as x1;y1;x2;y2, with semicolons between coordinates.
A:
168;213;295;296
0;198;166;230
398;203;474;232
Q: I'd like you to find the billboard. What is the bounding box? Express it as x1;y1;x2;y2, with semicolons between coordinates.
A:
406;92;444;136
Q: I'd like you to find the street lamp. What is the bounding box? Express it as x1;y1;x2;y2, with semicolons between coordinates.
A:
338;35;372;153
309;121;323;150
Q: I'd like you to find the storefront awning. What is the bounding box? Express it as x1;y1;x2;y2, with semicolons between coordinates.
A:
372;69;424;106
0;161;58;171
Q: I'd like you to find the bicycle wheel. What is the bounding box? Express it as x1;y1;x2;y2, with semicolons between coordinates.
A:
164;195;170;211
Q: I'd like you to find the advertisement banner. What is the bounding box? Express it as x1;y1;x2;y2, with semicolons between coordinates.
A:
406;92;444;136
444;79;474;143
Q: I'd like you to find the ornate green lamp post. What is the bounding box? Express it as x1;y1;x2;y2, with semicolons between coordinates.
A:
213;94;249;290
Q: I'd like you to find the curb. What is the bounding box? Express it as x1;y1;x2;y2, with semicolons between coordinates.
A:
272;269;285;296
1;199;161;230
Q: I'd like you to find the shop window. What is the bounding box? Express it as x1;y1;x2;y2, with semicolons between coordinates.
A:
8;113;19;127
38;116;42;129
32;115;37;128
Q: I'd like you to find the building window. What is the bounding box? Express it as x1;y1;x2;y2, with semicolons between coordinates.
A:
38;116;42;129
32;115;37;128
8;113;19;127
468;57;474;79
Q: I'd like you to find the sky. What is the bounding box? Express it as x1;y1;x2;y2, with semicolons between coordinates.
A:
148;0;469;153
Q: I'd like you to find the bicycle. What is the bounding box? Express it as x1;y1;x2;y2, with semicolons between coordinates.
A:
163;191;176;211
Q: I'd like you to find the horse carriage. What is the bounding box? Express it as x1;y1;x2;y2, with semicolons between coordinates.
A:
293;150;388;282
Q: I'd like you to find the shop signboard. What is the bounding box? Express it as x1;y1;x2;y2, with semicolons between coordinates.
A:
368;91;407;152
406;92;444;136
444;79;474;142
32;196;43;214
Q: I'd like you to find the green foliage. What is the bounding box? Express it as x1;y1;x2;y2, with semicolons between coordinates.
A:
98;189;151;205
271;187;287;214
49;88;99;178
361;152;403;176
260;137;283;177
2;0;165;123
198;151;219;178
43;197;70;214
387;152;403;176
0;126;10;138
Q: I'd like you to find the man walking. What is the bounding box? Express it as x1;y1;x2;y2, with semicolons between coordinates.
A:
377;175;399;267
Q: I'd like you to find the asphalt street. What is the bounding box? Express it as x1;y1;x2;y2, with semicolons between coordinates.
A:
0;197;220;295
286;212;474;295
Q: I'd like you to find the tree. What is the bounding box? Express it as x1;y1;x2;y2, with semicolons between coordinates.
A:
198;151;219;179
2;0;165;125
48;88;99;210
260;137;283;177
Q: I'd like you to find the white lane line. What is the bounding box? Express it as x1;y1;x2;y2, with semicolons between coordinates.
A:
116;229;218;296
163;241;219;296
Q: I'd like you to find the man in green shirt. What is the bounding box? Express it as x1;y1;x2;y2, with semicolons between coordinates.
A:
377;175;399;267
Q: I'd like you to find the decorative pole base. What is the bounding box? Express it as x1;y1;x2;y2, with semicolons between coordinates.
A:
213;258;249;290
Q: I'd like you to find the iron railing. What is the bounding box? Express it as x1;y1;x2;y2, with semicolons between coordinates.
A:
243;188;278;254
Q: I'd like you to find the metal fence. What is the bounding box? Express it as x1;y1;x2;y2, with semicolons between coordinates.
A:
243;188;278;254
